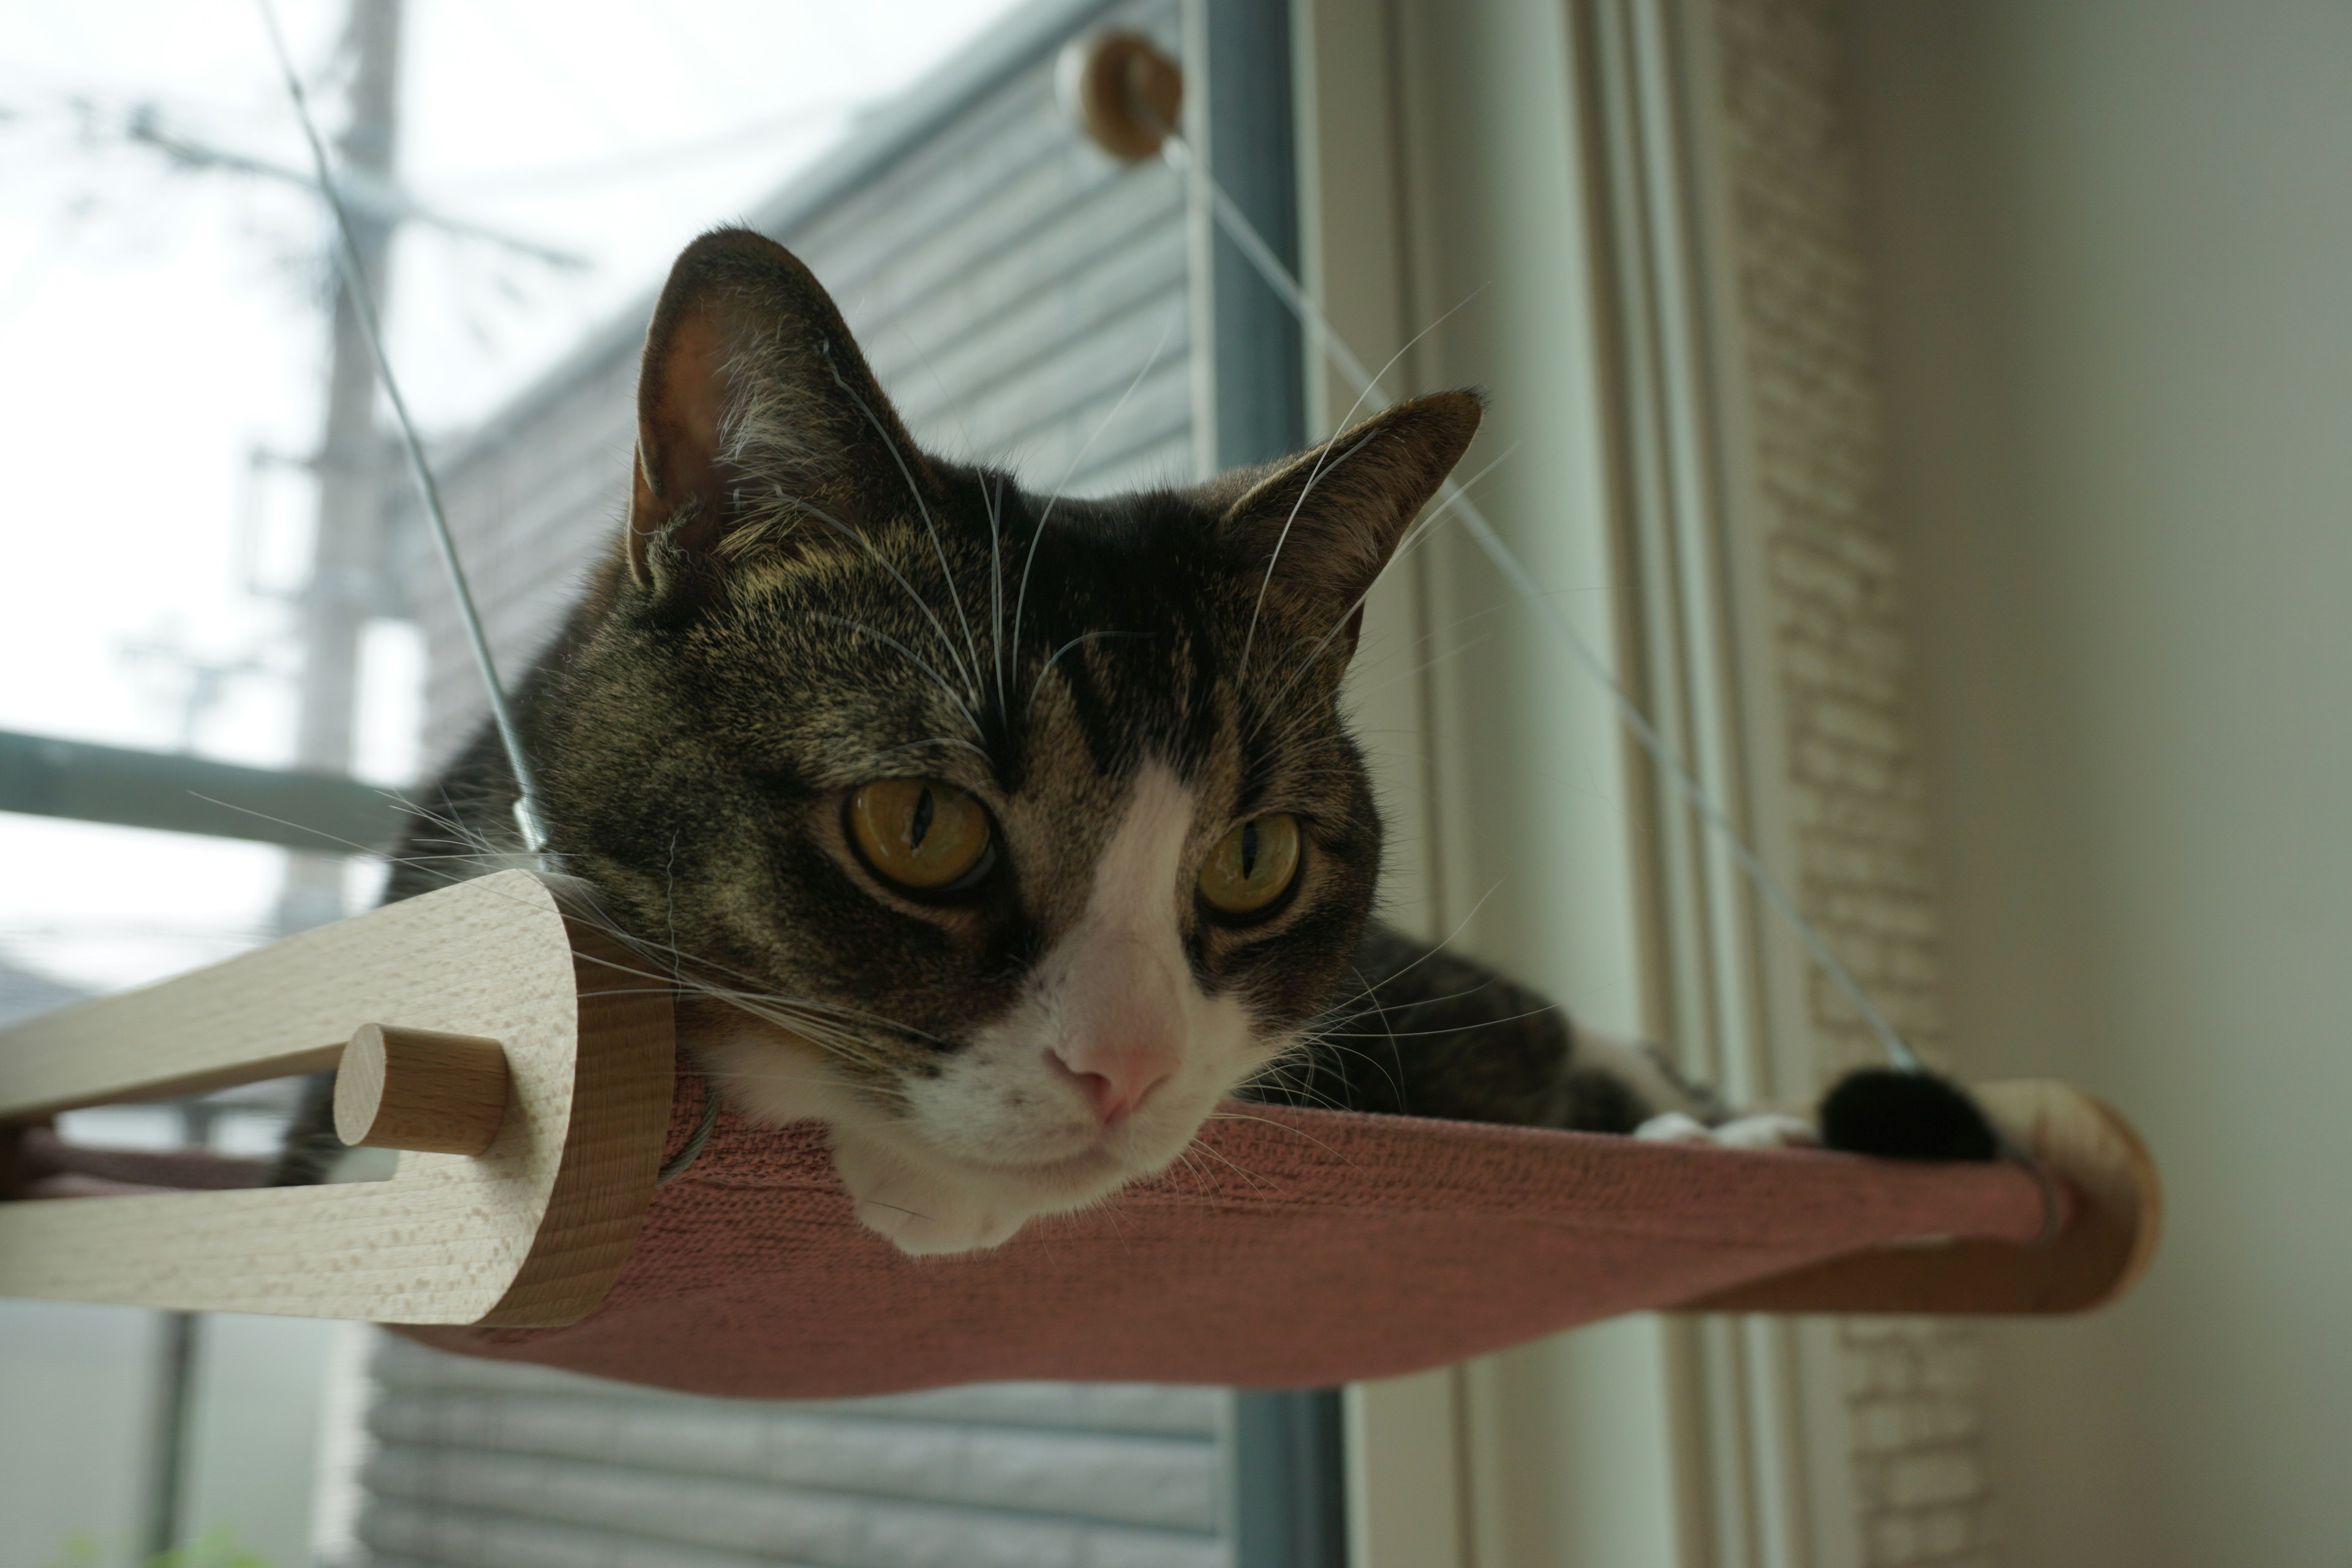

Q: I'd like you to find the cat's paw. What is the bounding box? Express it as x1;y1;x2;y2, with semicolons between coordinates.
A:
829;1130;1033;1256
1634;1110;1820;1150
854;1188;1029;1256
1818;1068;1998;1161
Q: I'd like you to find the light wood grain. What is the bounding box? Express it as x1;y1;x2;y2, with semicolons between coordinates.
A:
334;1023;510;1155
1676;1079;2161;1316
0;871;674;1325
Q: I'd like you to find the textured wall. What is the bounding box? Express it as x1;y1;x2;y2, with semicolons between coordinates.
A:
1704;1;1994;1564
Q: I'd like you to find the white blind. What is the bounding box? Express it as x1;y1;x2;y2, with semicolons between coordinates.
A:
360;1338;1229;1568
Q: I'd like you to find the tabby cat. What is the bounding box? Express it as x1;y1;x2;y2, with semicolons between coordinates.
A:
282;229;1991;1253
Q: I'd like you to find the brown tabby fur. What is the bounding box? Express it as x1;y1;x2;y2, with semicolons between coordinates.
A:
278;228;1985;1195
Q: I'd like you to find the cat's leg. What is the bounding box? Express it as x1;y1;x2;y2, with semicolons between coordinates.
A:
1259;921;1747;1134
1274;922;1984;1156
1570;1025;1820;1151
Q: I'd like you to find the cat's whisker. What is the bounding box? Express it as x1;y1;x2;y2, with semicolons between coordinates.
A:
787;497;982;698
1025;630;1153;719
701;1000;906;1068
805;612;986;742
685;1068;843;1090
1256;340;1434;696
1244;444;1518;739
1230;309;1468;694
662;828;684;983
1200;1110;1367;1174
891;320;986;468
360;814;949;1075
1309;1008;1558;1040
985;469;1008;721
870;734;993;766
547;912;949;1072
1346;598;1511;673
1298;970;1408;1107
823;345;986;699
1177;1135;1274;1194
1349;627;1505;702
1235;431;1379;684
1234;1054;1339;1112
181;792;425;867
1340;880;1509;1001
1311;975;1507;1028
1011;306;1178;696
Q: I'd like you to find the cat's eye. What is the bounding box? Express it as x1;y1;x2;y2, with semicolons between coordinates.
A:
1197;814;1303;918
846;778;995;893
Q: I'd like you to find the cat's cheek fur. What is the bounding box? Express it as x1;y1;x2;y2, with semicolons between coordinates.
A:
822;984;1265;1256
844;766;1278;1254
696;1024;857;1126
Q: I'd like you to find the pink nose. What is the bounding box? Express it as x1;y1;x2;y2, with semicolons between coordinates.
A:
1052;1044;1175;1126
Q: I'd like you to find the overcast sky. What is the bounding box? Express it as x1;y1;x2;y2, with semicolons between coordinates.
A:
0;0;1020;990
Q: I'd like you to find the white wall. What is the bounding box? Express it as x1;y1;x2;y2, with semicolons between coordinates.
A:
1845;4;2352;1562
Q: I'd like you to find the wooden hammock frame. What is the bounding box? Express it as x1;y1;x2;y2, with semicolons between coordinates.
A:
0;869;2157;1331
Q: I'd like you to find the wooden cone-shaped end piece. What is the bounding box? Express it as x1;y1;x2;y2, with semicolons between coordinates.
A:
335;1022;510;1156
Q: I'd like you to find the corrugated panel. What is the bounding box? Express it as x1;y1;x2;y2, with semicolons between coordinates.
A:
359;1340;1228;1568
411;0;1193;767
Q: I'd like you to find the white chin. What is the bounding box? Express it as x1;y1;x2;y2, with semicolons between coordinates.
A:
827;1122;1150;1257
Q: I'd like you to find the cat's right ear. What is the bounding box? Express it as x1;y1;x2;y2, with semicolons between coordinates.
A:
627;228;937;598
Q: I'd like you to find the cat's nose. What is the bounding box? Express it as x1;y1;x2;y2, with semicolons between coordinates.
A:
1050;1042;1175;1126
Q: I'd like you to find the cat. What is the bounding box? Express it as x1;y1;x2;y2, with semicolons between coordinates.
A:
279;228;1992;1252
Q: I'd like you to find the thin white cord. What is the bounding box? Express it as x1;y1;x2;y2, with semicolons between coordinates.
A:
1166;132;1924;1076
255;0;549;859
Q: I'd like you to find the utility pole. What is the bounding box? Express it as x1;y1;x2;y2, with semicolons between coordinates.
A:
276;0;404;935
152;20;409;1553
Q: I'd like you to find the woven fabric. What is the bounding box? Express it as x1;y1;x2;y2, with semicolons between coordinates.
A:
409;1080;2048;1396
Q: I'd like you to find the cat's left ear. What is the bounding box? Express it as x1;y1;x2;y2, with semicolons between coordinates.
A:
1216;392;1483;655
626;227;938;598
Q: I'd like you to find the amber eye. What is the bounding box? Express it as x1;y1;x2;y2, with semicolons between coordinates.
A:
1197;813;1303;918
846;778;995;892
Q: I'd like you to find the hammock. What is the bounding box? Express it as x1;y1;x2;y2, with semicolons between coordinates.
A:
0;871;2158;1398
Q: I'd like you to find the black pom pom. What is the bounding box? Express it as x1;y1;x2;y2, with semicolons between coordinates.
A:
1819;1068;1999;1162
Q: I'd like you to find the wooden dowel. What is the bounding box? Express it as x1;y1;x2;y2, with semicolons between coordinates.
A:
334;1023;510;1156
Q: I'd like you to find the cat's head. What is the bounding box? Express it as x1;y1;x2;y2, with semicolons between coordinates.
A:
533;229;1477;1253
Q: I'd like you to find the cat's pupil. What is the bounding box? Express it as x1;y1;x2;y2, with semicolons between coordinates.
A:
910;786;935;850
1240;820;1259;878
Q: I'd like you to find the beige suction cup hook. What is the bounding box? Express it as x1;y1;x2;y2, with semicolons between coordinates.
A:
1057;31;1184;162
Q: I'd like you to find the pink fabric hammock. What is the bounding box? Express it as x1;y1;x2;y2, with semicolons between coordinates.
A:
407;1080;2055;1398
